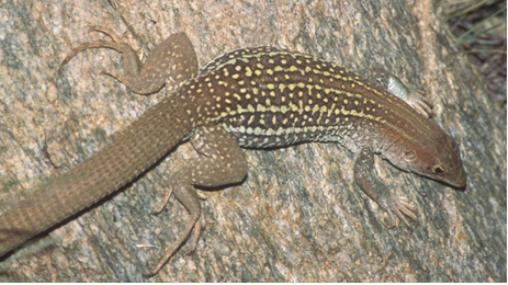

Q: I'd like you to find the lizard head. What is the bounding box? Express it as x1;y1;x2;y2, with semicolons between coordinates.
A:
385;129;467;189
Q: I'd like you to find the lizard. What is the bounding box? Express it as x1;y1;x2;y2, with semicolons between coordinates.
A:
0;26;466;277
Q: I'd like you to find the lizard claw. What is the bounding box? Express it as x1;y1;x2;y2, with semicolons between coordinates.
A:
99;69;122;81
384;196;417;227
151;189;173;215
87;25;123;43
407;92;433;118
184;221;202;256
196;191;207;201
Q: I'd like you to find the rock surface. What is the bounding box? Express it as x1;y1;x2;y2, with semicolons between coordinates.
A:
0;0;505;282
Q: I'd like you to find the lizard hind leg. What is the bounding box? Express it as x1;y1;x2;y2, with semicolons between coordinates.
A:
144;125;248;277
60;26;198;95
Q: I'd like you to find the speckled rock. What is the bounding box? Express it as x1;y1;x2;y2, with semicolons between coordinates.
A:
0;0;505;282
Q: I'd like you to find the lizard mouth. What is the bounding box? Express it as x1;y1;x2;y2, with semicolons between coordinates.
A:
418;168;467;189
446;168;467;189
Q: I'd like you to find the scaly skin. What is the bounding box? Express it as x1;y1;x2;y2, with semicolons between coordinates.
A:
0;28;466;276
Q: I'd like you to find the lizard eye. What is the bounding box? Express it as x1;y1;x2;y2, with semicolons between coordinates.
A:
403;151;416;162
433;165;445;175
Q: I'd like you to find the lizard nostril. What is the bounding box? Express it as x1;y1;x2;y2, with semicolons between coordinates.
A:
433;165;444;175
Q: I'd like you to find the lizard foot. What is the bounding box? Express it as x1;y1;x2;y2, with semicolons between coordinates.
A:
150;189;173;215
405;90;434;119
58;25;136;84
381;195;418;227
143;216;199;278
370;67;434;118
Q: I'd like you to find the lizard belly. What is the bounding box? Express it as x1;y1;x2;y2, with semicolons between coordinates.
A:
222;121;351;149
224;124;327;148
221;111;376;152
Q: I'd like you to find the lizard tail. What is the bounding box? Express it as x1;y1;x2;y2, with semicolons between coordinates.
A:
0;96;192;257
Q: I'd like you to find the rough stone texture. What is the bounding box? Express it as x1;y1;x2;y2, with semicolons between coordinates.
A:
0;0;505;282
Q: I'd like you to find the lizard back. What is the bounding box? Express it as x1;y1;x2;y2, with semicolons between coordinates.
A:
182;47;438;152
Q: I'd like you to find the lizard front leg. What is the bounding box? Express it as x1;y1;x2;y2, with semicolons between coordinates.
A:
353;147;417;226
60;26;198;95
145;125;248;277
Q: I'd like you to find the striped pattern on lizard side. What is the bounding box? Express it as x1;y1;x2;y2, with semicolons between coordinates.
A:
179;47;442;156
